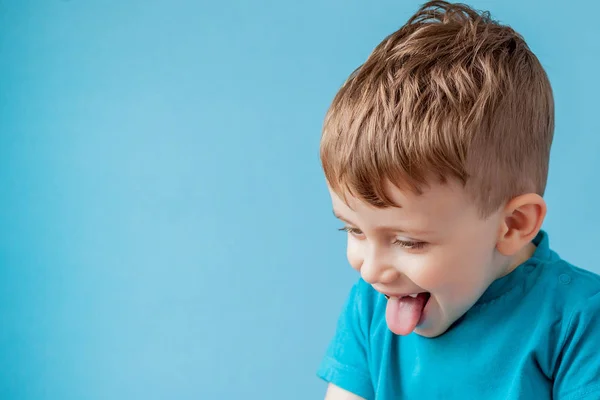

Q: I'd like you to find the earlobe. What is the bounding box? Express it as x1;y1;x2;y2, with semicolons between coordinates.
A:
496;193;547;256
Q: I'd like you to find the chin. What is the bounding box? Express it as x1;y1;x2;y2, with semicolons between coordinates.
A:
413;302;455;338
414;324;450;338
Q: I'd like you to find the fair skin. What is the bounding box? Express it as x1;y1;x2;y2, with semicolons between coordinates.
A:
324;179;546;400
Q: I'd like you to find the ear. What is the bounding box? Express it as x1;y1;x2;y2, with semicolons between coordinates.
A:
496;193;547;256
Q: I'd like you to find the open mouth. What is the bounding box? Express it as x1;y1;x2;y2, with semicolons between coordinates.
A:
384;292;432;335
384;292;430;301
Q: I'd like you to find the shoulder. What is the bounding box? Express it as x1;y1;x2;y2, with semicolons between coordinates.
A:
551;259;600;339
545;260;600;397
551;258;600;331
331;277;391;347
353;278;380;304
539;257;600;311
526;247;600;351
347;278;382;325
317;278;380;400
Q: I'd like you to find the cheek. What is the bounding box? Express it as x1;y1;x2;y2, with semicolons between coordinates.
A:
428;246;493;296
406;248;487;292
405;255;447;289
346;239;362;271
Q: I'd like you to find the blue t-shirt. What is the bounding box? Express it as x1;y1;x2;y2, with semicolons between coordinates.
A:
317;231;600;399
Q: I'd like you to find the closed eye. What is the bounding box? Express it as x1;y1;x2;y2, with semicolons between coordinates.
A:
338;226;363;236
393;239;427;249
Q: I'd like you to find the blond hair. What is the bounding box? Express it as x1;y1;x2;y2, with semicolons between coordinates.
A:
320;1;554;216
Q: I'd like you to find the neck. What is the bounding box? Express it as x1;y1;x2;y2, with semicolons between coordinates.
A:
497;240;537;279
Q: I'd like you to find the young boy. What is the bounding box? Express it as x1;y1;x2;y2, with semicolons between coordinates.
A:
316;1;600;399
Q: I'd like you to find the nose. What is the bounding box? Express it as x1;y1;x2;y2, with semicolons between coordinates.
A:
359;244;399;285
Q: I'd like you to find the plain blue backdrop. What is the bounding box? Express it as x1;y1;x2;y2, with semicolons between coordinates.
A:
1;0;598;399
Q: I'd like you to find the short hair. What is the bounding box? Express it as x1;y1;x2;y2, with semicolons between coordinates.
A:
320;0;554;216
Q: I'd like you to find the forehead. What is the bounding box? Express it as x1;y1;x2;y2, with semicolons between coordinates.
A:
330;180;477;231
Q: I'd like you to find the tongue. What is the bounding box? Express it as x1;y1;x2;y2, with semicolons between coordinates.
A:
385;293;429;335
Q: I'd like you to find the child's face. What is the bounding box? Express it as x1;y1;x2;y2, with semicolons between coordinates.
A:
330;180;519;338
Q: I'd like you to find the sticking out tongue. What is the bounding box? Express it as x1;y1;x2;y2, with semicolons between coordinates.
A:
385;293;430;335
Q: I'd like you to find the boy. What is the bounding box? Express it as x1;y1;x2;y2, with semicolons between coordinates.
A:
316;1;600;399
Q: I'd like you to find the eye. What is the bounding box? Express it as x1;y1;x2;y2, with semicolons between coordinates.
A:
338;226;364;237
393;239;427;250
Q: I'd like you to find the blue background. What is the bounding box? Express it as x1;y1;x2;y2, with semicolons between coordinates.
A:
1;1;598;399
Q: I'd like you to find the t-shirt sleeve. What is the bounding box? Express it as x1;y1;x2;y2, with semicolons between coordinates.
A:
553;291;600;399
317;278;375;400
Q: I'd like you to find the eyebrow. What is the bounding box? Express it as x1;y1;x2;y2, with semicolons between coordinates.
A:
332;210;432;236
333;211;356;226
